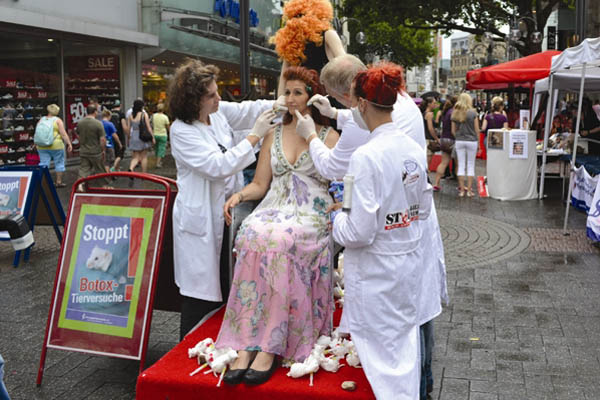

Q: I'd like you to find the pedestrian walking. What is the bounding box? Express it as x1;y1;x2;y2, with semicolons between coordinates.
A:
452;93;480;197
151;103;170;168
35;104;72;188
0;353;10;400
433;96;458;191
76;104;109;190
127;99;154;174
110;100;127;171
101;109;122;173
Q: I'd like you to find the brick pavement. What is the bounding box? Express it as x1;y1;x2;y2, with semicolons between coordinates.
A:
0;157;599;399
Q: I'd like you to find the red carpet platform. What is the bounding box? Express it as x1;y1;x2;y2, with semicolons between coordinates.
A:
136;307;375;399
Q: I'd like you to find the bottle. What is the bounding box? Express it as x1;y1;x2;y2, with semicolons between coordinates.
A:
342;175;354;212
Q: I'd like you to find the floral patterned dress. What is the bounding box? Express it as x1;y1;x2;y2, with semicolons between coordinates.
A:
216;124;334;362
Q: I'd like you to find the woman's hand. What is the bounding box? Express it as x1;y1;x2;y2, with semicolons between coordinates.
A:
224;192;243;226
67;143;73;153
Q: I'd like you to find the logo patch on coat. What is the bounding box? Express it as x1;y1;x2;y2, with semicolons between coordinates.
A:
403;160;420;184
384;204;420;230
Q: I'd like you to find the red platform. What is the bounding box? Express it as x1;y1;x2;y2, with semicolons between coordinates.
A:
136;307;375;400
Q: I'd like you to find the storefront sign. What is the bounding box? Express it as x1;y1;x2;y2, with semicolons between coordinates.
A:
0;171;33;239
47;193;166;359
571;165;599;212
214;0;259;27
587;177;600;242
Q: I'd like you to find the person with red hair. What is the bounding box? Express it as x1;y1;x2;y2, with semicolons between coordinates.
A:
298;61;432;399
300;57;447;399
216;66;339;386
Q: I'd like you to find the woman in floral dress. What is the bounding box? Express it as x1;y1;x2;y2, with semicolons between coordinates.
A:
216;66;339;385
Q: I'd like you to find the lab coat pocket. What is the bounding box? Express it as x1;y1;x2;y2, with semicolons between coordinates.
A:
176;204;208;237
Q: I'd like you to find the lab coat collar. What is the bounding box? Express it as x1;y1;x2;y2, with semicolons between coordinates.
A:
369;122;396;141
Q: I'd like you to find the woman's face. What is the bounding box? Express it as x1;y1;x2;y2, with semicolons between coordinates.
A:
200;80;221;115
284;80;310;115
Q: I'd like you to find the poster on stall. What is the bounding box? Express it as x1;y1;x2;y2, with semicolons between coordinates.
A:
519;110;531;130
587;176;600;242
488;130;504;149
509;131;528;159
0;171;33;239
47;193;165;359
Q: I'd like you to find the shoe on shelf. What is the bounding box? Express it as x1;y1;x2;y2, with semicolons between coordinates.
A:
243;355;280;386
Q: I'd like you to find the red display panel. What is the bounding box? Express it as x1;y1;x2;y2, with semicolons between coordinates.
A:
47;193;165;359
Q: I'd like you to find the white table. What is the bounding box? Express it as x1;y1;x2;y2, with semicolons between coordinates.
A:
486;129;538;200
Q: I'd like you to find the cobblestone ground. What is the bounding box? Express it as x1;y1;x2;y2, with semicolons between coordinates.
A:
0;157;598;399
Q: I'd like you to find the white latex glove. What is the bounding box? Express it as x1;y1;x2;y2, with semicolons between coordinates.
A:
273;95;288;114
307;94;337;119
249;109;277;139
295;110;317;140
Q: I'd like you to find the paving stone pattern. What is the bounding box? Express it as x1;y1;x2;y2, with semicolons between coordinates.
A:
0;157;599;399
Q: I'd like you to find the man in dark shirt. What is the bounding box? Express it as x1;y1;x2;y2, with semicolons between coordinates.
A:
111;100;127;171
77;104;108;190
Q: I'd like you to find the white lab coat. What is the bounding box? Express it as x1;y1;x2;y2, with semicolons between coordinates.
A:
333;122;432;400
314;94;448;326
171;100;273;301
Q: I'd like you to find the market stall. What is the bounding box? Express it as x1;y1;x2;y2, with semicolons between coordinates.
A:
466;50;561;90
532;37;600;236
486;129;538;200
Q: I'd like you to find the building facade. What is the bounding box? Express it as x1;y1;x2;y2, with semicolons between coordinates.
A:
0;0;158;165
140;0;282;110
449;34;506;95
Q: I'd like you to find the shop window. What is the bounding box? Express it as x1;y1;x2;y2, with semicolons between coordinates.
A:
0;33;60;166
64;43;122;156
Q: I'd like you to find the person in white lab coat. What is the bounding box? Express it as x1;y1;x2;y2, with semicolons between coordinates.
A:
297;61;433;399
303;54;448;399
168;59;279;340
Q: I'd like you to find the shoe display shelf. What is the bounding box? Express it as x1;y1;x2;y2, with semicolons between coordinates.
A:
1;81;56;166
65;77;120;109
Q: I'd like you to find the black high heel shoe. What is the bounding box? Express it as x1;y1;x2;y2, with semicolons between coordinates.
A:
243;355;280;386
223;352;257;386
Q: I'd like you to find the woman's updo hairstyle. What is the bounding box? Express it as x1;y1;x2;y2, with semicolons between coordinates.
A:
353;61;405;109
168;59;220;124
282;66;330;127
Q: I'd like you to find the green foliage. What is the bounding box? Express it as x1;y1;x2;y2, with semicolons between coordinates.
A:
340;0;573;57
347;21;435;68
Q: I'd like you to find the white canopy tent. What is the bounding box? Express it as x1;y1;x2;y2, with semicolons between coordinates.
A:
534;37;600;234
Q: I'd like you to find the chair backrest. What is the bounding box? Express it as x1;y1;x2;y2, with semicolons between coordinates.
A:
226;201;260;287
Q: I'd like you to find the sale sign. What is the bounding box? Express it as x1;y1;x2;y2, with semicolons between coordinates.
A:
47;193;165;359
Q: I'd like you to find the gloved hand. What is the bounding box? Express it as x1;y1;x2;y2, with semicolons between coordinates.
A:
249;109;277;139
307;94;337;119
295;110;317;140
329;181;344;203
273;95;288;114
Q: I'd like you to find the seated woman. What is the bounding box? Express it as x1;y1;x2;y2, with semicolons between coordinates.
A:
216;66;339;386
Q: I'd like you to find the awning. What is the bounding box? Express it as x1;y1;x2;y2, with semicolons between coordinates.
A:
466;50;561;90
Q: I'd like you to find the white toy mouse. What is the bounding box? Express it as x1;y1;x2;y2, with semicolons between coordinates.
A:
86;245;112;272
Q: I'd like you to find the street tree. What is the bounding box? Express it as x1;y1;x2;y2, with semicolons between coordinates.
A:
341;0;575;57
344;19;436;68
